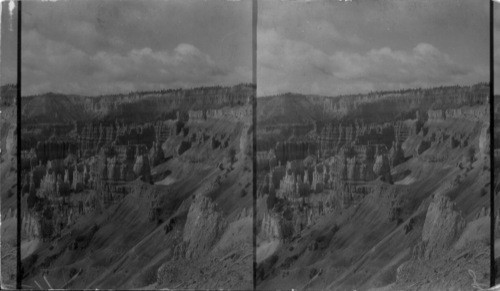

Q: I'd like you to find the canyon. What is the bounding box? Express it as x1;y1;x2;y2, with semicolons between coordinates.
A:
1;83;493;289
2;84;254;289
1;84;18;288
256;83;490;290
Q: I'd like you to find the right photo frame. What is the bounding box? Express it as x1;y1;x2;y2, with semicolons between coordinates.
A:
256;0;491;290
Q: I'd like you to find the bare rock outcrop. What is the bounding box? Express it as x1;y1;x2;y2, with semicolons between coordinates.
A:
260;212;281;241
182;195;225;259
149;141;165;167
478;124;490;155
22;210;41;240
342;145;376;182
389;141;405;167
133;154;151;182
317;122;408;157
419;194;466;260
373;154;392;183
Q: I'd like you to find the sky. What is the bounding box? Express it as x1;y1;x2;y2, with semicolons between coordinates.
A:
258;0;489;97
496;2;500;95
1;0;17;87
15;0;252;96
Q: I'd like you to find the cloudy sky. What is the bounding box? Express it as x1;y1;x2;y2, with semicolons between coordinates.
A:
1;0;17;87
258;0;489;97
16;0;251;96
496;2;500;94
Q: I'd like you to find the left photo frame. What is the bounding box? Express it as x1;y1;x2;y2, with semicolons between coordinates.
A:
1;0;19;289
1;0;255;289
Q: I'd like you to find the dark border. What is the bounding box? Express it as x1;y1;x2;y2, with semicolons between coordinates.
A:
16;0;22;289
252;0;257;289
491;0;495;287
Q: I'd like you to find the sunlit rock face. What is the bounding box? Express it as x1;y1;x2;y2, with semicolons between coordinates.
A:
183;195;225;260
419;194;466;260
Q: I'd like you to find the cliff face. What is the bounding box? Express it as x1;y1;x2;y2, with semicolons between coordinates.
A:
258;84;488;126
428;106;489;124
260;212;281;240
77;121;176;155
340;145;377;182
317;122;411;157
265;119;416;169
398;104;489;168
31;141;78;165
478;124;490;155
22;84;254;125
389;141;405;167
373;153;392;183
188;105;252;124
274;141;317;165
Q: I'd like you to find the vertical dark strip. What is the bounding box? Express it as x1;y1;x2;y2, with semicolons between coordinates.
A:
491;0;495;287
252;0;257;289
16;0;22;289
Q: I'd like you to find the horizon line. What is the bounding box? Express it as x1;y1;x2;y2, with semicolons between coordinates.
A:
257;81;490;99
1;82;257;98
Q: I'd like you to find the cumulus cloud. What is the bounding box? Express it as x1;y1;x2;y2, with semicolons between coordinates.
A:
22;30;245;96
257;0;488;97
1;1;18;85
495;4;500;94
258;29;487;96
19;0;252;95
331;43;470;83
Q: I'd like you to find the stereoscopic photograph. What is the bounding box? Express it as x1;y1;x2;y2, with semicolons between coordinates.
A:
255;0;491;290
4;0;254;289
1;0;498;290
